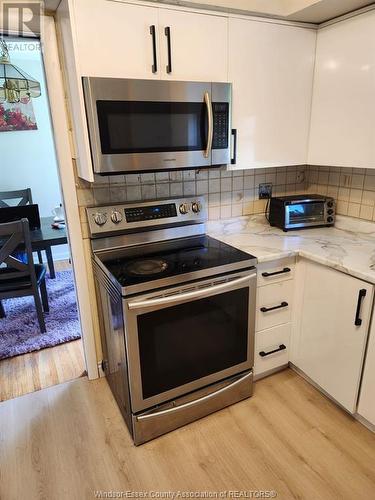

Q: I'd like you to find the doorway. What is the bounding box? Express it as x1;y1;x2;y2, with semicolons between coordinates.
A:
0;35;86;401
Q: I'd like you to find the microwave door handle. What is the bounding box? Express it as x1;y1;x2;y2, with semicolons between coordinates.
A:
128;273;256;310
203;91;213;159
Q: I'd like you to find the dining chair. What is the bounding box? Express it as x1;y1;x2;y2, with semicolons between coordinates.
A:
0;188;49;274
0;219;49;333
0;188;34;208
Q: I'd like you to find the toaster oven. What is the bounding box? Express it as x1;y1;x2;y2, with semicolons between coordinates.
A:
268;195;335;231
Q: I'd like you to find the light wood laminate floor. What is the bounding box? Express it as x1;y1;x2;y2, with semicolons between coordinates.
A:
1;369;374;500
0;260;86;402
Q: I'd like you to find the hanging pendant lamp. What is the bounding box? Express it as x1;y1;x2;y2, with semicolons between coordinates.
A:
0;38;41;104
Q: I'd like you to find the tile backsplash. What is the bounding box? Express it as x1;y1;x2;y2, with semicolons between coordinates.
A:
306;166;375;222
74;163;375;238
75;165;307;237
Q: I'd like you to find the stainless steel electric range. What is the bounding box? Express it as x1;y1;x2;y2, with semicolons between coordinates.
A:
88;196;257;445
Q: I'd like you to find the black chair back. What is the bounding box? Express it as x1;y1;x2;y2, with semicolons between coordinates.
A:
0;188;33;208
0;204;41;230
0;219;36;284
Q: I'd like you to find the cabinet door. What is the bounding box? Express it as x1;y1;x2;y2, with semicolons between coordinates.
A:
358;316;375;425
73;0;160;79
228;18;316;169
158;9;228;82
308;10;375;168
295;260;374;413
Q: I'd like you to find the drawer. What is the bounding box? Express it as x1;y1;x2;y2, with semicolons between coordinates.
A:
257;257;295;287
254;323;291;377
256;280;293;332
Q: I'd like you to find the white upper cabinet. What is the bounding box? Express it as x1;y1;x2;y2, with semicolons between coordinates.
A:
73;0;160;79
228;18;316;169
72;0;228;82
308;11;375;168
158;9;228;82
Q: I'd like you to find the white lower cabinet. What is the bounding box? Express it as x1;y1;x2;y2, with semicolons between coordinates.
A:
254;324;290;378
293;260;374;413
358;316;375;426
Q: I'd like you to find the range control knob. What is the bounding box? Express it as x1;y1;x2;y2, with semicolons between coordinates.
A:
179;203;190;215
111;210;123;224
192;201;202;214
93;212;107;226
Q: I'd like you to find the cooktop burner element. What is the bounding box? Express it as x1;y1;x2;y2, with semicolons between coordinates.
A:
125;258;169;277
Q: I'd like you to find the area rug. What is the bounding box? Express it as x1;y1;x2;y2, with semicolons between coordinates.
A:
0;270;81;360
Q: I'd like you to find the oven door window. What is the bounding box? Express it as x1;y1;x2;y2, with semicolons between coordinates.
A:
288;202;325;224
137;288;249;399
97;101;208;154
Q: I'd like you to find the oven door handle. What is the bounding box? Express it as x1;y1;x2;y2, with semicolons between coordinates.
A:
135;371;253;421
203;91;213;159
127;273;256;310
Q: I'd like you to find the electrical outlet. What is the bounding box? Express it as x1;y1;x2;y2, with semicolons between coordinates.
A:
259;183;273;199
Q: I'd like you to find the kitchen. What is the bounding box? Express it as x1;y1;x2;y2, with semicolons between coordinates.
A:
1;0;375;498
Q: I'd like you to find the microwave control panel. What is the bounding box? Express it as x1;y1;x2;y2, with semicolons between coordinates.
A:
212;103;229;149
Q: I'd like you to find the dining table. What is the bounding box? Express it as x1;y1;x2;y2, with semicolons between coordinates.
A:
30;217;68;279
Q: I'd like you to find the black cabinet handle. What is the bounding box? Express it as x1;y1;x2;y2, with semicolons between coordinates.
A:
354;289;367;326
259;344;286;357
231;129;237;165
150;25;157;73
260;301;288;313
165;26;172;73
262;267;291;278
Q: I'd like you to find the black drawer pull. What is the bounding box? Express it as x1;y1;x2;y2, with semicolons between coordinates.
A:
262;267;291;278
260;301;288;313
259;344;287;357
354;288;367;326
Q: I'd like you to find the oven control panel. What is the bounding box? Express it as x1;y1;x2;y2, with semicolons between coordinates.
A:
125;203;177;223
87;197;207;237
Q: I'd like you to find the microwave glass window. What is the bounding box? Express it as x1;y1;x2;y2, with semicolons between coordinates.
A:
288;202;325;223
97;101;208;154
137;288;249;399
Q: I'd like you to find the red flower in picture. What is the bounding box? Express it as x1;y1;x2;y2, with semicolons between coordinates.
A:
0;102;38;132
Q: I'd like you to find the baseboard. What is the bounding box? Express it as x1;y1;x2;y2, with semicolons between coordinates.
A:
354;413;375;433
254;364;289;381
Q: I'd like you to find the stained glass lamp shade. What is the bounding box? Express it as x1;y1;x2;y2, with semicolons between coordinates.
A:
0;39;41;104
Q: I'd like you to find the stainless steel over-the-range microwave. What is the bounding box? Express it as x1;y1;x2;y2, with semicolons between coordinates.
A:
82;77;232;174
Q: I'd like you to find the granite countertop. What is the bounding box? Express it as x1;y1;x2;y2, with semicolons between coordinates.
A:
207;215;375;284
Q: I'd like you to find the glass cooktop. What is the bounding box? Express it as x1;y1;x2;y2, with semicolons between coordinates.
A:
100;235;256;289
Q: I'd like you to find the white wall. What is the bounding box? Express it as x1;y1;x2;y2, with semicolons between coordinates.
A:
0;38;68;260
